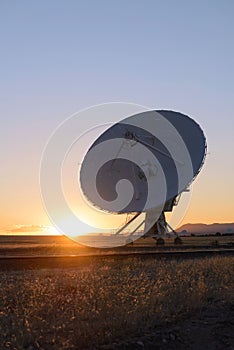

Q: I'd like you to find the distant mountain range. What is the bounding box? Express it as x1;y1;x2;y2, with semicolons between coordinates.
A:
0;222;234;236
177;223;234;234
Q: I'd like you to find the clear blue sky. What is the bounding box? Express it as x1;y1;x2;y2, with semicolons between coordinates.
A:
0;0;234;229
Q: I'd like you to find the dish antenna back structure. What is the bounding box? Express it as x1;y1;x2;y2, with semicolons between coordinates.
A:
80;110;206;241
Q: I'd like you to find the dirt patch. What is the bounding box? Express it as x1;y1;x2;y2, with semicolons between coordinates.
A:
97;303;234;350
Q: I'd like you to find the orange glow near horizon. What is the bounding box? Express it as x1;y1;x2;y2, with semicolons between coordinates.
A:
1;143;233;234
1;173;234;236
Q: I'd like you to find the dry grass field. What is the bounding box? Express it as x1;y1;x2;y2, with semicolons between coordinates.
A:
0;255;233;349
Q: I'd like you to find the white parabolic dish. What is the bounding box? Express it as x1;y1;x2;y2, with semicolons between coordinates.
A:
80;110;206;213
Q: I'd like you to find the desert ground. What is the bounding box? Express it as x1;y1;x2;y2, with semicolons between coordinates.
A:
0;235;233;350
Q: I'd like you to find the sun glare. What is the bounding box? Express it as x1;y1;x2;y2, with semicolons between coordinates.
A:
47;226;61;235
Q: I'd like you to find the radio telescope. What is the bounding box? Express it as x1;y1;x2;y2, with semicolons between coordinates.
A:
80;110;206;243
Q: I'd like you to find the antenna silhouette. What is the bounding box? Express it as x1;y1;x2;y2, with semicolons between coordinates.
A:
80;110;207;243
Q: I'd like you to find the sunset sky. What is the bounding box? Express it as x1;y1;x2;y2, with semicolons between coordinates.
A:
0;1;234;235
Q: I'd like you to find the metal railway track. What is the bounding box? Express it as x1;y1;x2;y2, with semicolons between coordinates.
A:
0;249;233;271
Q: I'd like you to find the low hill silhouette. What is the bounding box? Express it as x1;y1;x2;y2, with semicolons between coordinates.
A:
177;223;234;235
